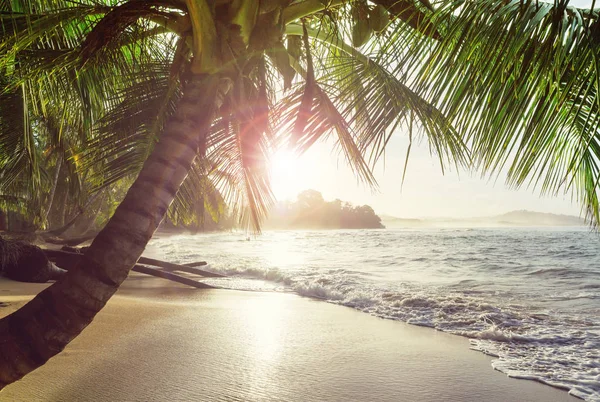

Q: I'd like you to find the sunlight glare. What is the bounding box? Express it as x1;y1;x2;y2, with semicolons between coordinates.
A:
270;149;301;201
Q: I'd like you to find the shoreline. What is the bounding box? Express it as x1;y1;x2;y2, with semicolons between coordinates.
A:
0;274;580;401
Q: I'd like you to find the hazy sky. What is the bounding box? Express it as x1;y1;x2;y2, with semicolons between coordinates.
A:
269;0;594;219
271;133;583;219
569;0;594;6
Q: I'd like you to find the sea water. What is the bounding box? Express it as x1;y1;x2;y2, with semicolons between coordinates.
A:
147;228;600;401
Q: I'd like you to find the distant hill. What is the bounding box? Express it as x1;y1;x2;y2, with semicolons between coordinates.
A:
492;210;583;226
379;215;423;227
381;210;585;228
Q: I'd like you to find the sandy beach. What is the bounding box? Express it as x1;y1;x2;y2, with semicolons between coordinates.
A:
0;274;579;402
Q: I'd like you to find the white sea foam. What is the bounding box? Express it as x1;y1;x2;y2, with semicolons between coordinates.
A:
148;228;600;401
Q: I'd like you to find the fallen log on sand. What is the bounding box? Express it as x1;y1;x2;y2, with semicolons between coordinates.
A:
182;261;208;267
128;264;215;289
43;249;217;289
59;246;218;277
137;256;221;277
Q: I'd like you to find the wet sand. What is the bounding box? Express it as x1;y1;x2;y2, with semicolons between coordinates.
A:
0;274;579;401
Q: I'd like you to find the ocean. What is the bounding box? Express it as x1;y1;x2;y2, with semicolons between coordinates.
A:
146;228;600;401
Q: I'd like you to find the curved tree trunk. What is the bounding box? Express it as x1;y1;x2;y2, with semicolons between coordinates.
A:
0;210;6;231
41;155;62;227
57;188;67;227
0;73;226;388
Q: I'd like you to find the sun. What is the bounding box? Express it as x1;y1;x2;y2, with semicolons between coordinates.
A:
269;149;300;201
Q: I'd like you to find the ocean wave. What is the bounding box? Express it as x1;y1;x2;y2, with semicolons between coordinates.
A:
462;327;533;342
148;228;600;401
527;267;577;277
206;264;600;401
202;265;294;285
293;283;345;300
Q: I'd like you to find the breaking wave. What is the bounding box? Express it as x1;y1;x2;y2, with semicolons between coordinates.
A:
149;228;600;401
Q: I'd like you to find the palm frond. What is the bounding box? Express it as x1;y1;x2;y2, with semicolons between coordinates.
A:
79;59;182;190
400;0;600;223
283;21;468;177
207;64;275;232
167;158;226;228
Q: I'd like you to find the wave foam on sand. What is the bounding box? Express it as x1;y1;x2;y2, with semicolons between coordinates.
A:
0;277;581;402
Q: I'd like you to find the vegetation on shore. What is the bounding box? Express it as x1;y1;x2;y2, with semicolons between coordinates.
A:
267;190;384;229
0;0;598;389
160;189;385;231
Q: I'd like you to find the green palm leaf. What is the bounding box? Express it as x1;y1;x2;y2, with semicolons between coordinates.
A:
400;0;600;223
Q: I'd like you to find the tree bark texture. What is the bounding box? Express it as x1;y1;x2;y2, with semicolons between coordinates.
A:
0;211;6;231
0;73;226;388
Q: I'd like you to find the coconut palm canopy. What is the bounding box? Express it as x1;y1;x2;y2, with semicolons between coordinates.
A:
0;0;466;232
0;0;598;388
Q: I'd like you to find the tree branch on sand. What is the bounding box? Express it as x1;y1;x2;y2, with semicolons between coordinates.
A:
0;238;217;288
45;249;218;289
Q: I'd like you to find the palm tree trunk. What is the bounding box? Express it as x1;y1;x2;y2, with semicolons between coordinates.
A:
0;210;6;231
57;189;67;227
0;73;227;388
41;155;62;227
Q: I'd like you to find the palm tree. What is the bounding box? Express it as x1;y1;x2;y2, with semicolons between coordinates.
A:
0;0;462;385
0;0;598;388
409;0;600;223
0;39;100;232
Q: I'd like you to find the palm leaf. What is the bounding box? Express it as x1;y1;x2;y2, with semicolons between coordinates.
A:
402;0;600;223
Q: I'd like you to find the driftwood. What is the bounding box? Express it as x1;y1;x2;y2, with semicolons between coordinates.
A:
126;264;215;289
59;246;218;277
43;249;217;289
59;246;217;277
137;256;221;277
183;261;208;267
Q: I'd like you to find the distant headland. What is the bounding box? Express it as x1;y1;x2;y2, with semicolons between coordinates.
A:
381;210;585;228
265;190;384;230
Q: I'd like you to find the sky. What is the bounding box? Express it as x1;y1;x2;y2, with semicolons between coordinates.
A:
569;0;595;6
270;133;583;219
267;0;595;219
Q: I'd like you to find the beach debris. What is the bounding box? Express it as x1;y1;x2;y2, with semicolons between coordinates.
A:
138;256;222;277
183;261;209;268
60;246;218;276
126;264;216;289
0;236;67;283
43;247;223;289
